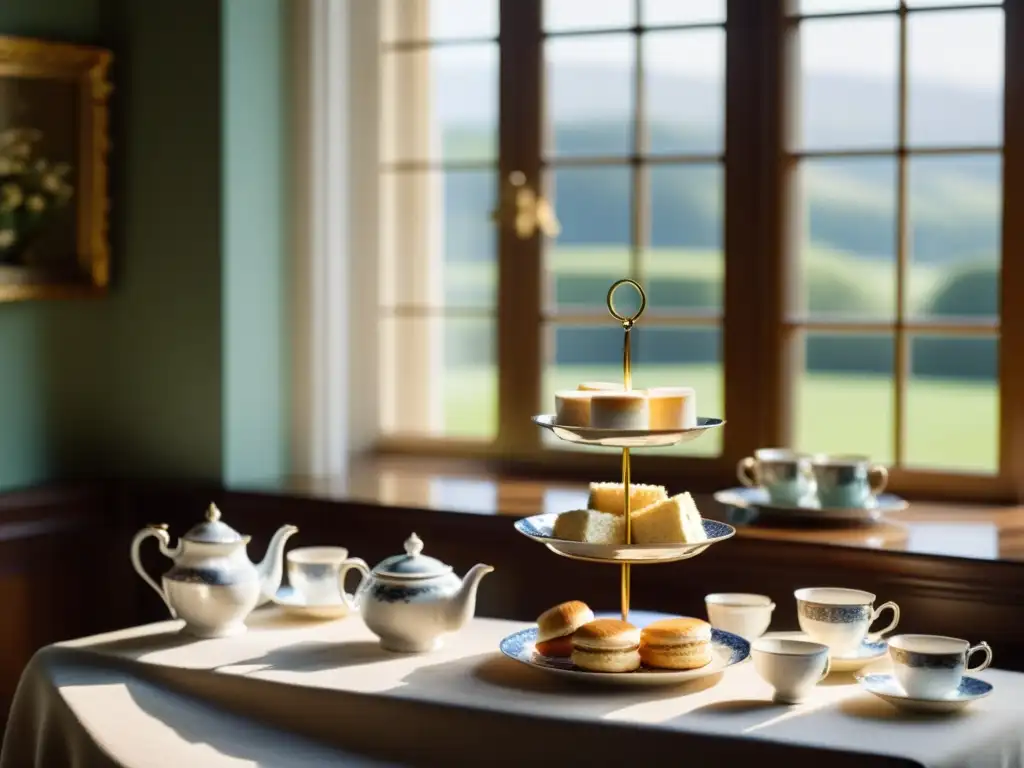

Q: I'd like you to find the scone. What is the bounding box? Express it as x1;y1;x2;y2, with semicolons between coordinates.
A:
631;492;708;544
552;509;625;544
571;619;642;673
639;617;713;670
587;482;667;516
535;601;595;657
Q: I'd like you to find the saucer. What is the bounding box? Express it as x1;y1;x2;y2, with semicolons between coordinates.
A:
500;623;749;687
856;672;993;713
760;631;887;672
714;487;908;524
272;586;351;620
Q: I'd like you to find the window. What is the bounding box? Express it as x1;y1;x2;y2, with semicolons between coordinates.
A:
374;0;1023;501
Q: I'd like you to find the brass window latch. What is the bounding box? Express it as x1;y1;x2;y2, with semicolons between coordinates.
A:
490;171;561;240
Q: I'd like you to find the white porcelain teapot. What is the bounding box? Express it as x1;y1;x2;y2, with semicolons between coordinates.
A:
130;504;298;638
356;533;493;653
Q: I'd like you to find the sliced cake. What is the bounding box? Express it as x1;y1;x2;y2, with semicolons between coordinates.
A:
631;492;709;545
552;509;625;544
587;482;667;516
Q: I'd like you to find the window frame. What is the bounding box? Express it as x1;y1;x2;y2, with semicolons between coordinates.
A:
364;0;1024;503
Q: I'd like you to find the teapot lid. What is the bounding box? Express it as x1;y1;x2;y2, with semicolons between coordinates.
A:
183;504;245;544
373;533;451;579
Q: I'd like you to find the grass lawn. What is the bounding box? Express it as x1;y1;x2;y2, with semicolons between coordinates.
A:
441;364;998;473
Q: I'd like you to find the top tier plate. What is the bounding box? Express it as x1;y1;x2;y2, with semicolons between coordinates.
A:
533;414;725;448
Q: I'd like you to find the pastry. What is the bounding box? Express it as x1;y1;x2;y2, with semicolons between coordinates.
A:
552;509;625;544
639;617;713;670
535;600;595;657
631;492;708;544
645;386;697;429
589;391;649;429
571;618;642;673
587;482;667;516
577;381;622;392
555;390;592;427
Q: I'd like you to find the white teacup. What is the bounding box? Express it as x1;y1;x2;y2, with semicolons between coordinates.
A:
888;634;993;700
705;593;775;641
794;587;899;655
752;637;831;704
287;546;369;609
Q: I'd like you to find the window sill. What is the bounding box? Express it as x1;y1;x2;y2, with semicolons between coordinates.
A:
232;454;1024;564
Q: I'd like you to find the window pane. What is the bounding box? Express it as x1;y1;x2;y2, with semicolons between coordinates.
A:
645;164;723;312
644;30;724;155
795;332;895;464
908;155;1001;321
380;170;496;309
906;335;998;473
906;0;1000;7
545;166;631;311
541;325;722;456
546;35;634;158
642;0;725;26
799;0;896;13
382;0;498;42
380;315;496;439
908;9;1003;147
795;158;896;320
544;0;633;32
797;16;898;150
381;45;497;163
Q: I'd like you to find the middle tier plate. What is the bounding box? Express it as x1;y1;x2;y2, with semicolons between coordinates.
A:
533;414;725;448
515;514;736;564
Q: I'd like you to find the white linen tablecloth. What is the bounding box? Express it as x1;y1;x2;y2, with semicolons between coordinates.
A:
2;610;1021;768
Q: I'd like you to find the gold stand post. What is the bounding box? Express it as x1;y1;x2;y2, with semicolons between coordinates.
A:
606;279;647;623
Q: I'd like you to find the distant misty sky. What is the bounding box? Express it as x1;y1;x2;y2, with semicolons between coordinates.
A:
407;0;1002;91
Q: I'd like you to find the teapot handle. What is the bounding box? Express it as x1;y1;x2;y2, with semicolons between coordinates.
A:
131;526;176;618
338;558;371;610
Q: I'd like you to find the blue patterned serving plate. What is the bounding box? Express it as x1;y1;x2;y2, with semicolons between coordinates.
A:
499;623;750;687
856;672;993;713
714;487;908;524
533;414;724;448
514;514;736;564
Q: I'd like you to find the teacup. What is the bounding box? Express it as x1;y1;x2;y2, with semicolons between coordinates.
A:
794;587;899;655
287;547;367;608
888;634;993;700
737;448;814;506
752;637;831;704
809;454;888;509
705;593;775;641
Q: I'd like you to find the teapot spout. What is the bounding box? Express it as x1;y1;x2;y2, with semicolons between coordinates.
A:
255;524;299;606
446;563;494;632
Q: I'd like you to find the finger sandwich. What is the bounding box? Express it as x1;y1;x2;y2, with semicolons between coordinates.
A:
535;600;595;657
572;619;642;673
640;617;713;670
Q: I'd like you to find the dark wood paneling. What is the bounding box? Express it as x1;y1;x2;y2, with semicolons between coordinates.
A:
0;484;126;723
134;485;1024;671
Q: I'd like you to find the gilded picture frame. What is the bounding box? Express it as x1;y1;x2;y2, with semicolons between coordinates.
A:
0;36;112;302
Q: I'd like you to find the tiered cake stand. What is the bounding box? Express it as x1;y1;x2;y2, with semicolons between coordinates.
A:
501;280;745;686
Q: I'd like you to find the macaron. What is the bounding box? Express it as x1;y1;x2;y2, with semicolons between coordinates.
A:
535;601;595;657
639;617;713;670
571;618;642;673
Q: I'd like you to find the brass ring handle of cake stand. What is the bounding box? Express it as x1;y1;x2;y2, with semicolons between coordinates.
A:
605;278;647;621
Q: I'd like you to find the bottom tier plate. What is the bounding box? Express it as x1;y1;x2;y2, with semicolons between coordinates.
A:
499;625;749;687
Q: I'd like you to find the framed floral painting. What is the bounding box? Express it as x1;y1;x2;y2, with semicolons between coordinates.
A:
0;36;111;302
